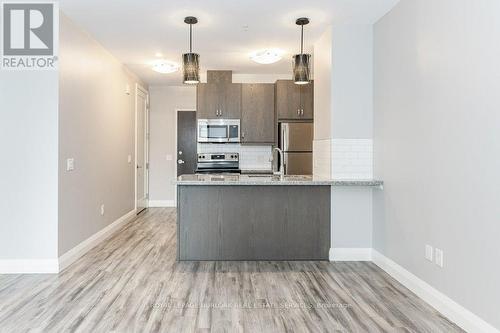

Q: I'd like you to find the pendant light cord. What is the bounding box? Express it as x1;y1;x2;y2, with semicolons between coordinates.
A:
189;24;193;53
300;24;304;54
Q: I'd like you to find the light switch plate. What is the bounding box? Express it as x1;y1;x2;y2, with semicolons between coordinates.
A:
435;248;444;268
100;204;105;216
66;158;74;171
166;154;173;161
128;155;132;163
425;245;433;261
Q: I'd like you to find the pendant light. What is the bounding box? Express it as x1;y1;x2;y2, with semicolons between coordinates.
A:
293;17;311;85
182;16;200;84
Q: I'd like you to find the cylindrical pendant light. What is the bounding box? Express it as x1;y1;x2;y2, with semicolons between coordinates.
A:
182;16;200;85
293;17;311;85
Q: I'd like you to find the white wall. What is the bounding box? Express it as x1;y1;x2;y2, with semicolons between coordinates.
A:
332;25;373;139
58;14;145;255
312;27;333;178
149;86;196;203
312;25;376;254
373;0;500;329
313;25;374;180
0;70;59;271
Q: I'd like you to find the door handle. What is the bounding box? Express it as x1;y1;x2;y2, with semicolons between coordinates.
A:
177;159;185;164
137;165;142;169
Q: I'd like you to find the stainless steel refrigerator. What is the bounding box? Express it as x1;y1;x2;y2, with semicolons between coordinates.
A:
279;122;313;175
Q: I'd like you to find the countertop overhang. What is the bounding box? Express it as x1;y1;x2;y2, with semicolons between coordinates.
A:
175;174;383;187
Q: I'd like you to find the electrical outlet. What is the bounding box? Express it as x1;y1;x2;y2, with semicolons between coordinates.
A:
425;245;433;261
100;204;105;216
435;248;444;268
66;158;75;171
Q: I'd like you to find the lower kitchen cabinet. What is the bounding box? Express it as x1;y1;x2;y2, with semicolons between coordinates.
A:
241;84;275;144
177;185;330;260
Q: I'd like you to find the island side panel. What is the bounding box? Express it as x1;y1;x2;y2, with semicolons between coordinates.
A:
177;185;330;260
178;185;224;260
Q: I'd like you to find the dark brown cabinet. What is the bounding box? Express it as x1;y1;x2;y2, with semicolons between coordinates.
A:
300;81;314;119
241;84;275;144
196;83;218;119
196;83;241;119
276;80;314;120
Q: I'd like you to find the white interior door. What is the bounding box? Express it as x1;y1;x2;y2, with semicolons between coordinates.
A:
136;87;149;214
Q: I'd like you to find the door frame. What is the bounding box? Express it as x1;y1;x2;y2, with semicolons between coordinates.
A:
174;108;197;205
135;84;150;212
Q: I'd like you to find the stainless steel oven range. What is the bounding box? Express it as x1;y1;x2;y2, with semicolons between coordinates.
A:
196;153;240;174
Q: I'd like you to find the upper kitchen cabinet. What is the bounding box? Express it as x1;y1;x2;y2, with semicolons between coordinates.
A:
276;80;314;120
241;84;275;144
196;83;219;119
300;81;314;119
196;71;241;119
219;83;242;119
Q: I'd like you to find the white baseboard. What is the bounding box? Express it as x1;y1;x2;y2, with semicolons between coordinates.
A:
0;259;59;274
148;200;175;208
329;248;372;261
372;250;499;333
58;209;137;271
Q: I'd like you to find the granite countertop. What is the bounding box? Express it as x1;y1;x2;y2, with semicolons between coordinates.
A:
175;174;383;187
240;169;273;175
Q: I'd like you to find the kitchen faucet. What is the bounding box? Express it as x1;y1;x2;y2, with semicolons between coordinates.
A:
272;147;284;177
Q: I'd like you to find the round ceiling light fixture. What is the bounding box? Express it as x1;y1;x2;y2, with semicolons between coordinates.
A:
250;48;284;64
152;60;180;74
182;16;200;85
293;17;311;85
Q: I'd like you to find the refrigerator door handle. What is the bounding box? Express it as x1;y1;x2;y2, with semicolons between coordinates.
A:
281;123;289;152
283;154;287;175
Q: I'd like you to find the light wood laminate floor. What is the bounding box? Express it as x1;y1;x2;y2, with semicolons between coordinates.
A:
0;208;463;333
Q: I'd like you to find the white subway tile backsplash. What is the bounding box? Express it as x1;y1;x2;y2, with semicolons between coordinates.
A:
331;138;373;179
313;139;331;178
197;143;272;171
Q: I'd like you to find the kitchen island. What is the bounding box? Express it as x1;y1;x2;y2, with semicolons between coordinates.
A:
175;174;383;261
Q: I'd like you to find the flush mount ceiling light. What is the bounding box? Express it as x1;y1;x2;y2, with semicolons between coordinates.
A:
250;48;284;64
152;60;180;74
182;16;200;85
293;17;311;85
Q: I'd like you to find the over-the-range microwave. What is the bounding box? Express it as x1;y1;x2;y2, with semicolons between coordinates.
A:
197;119;240;143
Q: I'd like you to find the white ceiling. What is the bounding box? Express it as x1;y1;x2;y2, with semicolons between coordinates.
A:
60;0;399;86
